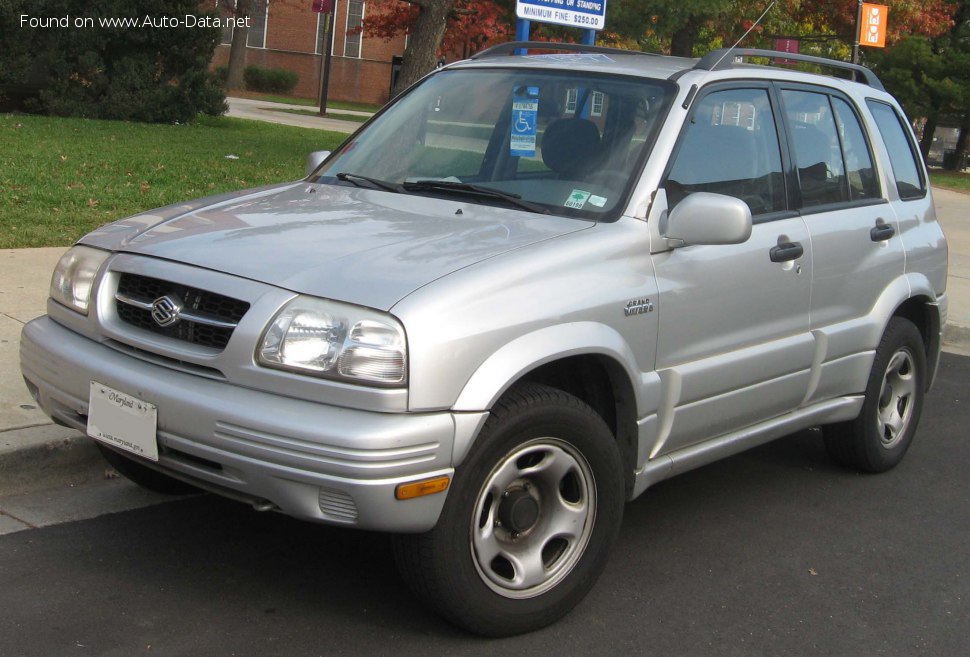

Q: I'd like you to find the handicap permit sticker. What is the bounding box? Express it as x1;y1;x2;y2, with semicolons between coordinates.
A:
510;86;539;157
565;189;591;209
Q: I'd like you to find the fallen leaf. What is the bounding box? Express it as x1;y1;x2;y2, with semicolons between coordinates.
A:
87;198;99;208
809;568;818;576
140;181;151;194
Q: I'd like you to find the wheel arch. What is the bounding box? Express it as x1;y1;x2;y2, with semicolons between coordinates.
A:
451;323;643;496
890;284;943;391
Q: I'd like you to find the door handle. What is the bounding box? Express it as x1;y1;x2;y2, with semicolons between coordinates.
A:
870;220;895;242
770;241;804;263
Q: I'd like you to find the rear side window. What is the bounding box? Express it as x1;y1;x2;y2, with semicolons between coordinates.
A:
866;100;926;200
781;89;846;207
665;88;786;216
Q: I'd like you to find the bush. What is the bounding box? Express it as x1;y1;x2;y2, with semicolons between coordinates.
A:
0;0;226;123
214;66;229;85
243;65;299;94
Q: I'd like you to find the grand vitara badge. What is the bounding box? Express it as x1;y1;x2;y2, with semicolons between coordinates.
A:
624;298;654;317
150;295;183;327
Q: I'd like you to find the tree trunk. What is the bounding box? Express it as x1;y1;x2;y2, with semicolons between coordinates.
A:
391;0;454;98
947;111;970;171
669;19;699;58
919;112;938;161
227;0;254;91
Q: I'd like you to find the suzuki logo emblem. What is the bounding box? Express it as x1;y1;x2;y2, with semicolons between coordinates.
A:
150;295;182;327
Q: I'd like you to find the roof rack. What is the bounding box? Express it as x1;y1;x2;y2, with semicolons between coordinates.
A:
470;41;659;60
694;48;885;91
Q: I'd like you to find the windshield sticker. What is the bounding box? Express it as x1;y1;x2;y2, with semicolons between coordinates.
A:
565;189;591;209
588;195;607;208
510;86;539;157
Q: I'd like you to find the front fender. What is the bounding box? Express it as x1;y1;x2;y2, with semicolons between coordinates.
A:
452;321;643;413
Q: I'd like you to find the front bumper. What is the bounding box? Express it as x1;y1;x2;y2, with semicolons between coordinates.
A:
21;316;470;532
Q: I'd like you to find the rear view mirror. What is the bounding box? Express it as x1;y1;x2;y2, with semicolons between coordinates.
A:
663;192;752;246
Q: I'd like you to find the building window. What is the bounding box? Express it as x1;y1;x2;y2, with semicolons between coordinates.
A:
344;1;365;58
565;88;578;114
215;0;234;44
590;91;604;117
247;0;269;49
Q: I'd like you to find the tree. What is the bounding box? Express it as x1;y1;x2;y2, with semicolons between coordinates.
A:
0;0;225;122
363;0;511;96
867;0;970;165
605;0;957;58
224;0;255;91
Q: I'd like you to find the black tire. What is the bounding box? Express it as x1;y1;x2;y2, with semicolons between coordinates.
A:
96;443;200;495
393;383;624;637
823;317;926;473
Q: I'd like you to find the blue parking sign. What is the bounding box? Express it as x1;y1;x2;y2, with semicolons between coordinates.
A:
511;86;539;157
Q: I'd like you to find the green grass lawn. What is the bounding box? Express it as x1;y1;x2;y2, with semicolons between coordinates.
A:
0;114;347;248
929;169;970;193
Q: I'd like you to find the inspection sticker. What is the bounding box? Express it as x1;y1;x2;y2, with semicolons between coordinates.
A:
565;189;592;209
588;195;608;207
510;86;539;157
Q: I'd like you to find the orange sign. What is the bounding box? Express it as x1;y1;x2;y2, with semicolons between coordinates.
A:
860;3;889;48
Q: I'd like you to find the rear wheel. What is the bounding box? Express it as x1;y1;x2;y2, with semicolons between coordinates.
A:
393;383;624;636
96;443;200;495
823;317;926;473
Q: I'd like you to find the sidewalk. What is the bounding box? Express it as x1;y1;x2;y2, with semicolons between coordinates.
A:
2;190;969;496
225;97;370;134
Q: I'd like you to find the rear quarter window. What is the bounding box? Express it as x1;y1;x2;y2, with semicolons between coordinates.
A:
865;100;926;200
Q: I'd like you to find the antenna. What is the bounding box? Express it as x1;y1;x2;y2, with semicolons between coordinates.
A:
709;1;777;71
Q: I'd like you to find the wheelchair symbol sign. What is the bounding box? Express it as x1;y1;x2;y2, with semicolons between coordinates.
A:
511;87;539;157
514;111;534;133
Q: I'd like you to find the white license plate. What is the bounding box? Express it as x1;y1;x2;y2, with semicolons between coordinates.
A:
87;382;159;462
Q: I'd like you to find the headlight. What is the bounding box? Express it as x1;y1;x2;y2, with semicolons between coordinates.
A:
258;297;407;386
50;245;110;315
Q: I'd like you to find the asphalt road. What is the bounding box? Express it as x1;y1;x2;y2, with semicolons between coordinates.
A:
2;354;968;657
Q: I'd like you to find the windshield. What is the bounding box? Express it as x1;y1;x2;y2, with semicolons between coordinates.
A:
312;68;676;220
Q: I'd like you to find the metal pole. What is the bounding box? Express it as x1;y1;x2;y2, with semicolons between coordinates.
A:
852;0;863;64
582;29;595;46
318;6;336;116
515;18;530;55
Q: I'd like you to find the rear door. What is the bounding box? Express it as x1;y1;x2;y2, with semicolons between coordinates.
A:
776;86;905;403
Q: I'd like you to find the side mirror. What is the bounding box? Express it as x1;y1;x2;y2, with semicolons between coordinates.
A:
663;192;752;246
305;150;331;177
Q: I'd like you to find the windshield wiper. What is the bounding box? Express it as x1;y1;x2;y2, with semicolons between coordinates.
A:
402;180;550;214
335;172;402;193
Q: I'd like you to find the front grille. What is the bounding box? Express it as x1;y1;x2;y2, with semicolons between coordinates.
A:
115;273;249;350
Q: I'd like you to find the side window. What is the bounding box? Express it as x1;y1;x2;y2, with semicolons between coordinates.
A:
866;100;926;200
832;98;880;201
665;88;786;216
781;90;846;207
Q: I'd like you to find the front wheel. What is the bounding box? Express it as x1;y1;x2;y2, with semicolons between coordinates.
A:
393;383;624;636
823;317;927;473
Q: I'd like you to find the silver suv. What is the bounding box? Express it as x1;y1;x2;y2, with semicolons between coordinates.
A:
21;43;948;635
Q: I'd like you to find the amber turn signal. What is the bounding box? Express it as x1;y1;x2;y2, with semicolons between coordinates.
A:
395;476;451;500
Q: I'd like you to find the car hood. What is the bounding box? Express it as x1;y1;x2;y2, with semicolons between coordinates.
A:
81;182;593;311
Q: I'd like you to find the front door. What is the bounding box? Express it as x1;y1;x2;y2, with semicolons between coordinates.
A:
650;84;814;458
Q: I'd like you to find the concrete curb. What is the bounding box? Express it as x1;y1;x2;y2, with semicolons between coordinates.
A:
0;425;104;496
944;323;970;355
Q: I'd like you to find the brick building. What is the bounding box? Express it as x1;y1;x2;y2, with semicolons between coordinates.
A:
211;1;407;105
